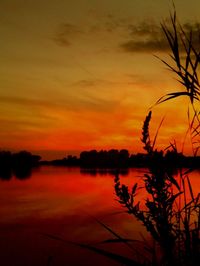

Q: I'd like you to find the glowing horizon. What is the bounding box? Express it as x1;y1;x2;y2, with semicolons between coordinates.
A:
0;0;199;160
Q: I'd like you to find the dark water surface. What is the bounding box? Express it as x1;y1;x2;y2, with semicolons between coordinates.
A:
0;166;199;265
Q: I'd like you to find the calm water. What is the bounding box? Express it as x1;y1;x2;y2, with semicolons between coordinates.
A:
0;166;199;266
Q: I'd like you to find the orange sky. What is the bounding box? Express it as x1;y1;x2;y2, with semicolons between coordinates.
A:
0;0;200;159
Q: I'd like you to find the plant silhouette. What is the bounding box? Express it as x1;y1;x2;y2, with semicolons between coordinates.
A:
114;10;200;266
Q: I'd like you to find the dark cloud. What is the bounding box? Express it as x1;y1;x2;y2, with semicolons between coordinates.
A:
52;14;200;53
53;23;82;46
121;39;168;53
120;20;200;53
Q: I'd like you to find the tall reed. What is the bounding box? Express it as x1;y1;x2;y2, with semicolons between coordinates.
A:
115;9;200;266
115;111;199;265
156;10;200;156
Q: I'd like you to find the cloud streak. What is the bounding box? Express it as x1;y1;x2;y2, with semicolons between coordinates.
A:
0;93;118;114
120;20;200;53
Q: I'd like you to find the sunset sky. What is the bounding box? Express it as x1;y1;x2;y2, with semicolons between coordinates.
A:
1;0;200;159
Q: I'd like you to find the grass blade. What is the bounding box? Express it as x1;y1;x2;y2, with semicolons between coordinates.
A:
41;233;142;266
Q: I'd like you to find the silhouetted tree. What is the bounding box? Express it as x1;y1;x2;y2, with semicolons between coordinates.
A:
0;150;41;180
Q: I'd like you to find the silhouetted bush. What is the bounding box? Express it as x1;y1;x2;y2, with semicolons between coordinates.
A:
0;150;41;180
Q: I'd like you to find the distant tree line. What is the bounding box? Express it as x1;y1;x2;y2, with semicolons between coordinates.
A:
41;149;129;168
80;149;129;168
41;155;80;167
41;149;200;169
1;149;200;180
0;150;41;180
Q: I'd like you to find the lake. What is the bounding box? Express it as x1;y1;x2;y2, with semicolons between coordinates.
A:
0;166;199;266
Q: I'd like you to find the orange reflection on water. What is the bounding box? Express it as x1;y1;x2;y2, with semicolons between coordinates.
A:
0;166;199;266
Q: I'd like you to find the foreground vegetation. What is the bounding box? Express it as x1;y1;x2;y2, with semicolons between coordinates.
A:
114;10;200;266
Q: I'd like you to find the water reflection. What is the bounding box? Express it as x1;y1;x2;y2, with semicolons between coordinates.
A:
0;166;199;266
0;166;144;266
0;168;12;180
0;167;32;180
80;168;129;176
0;166;129;180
